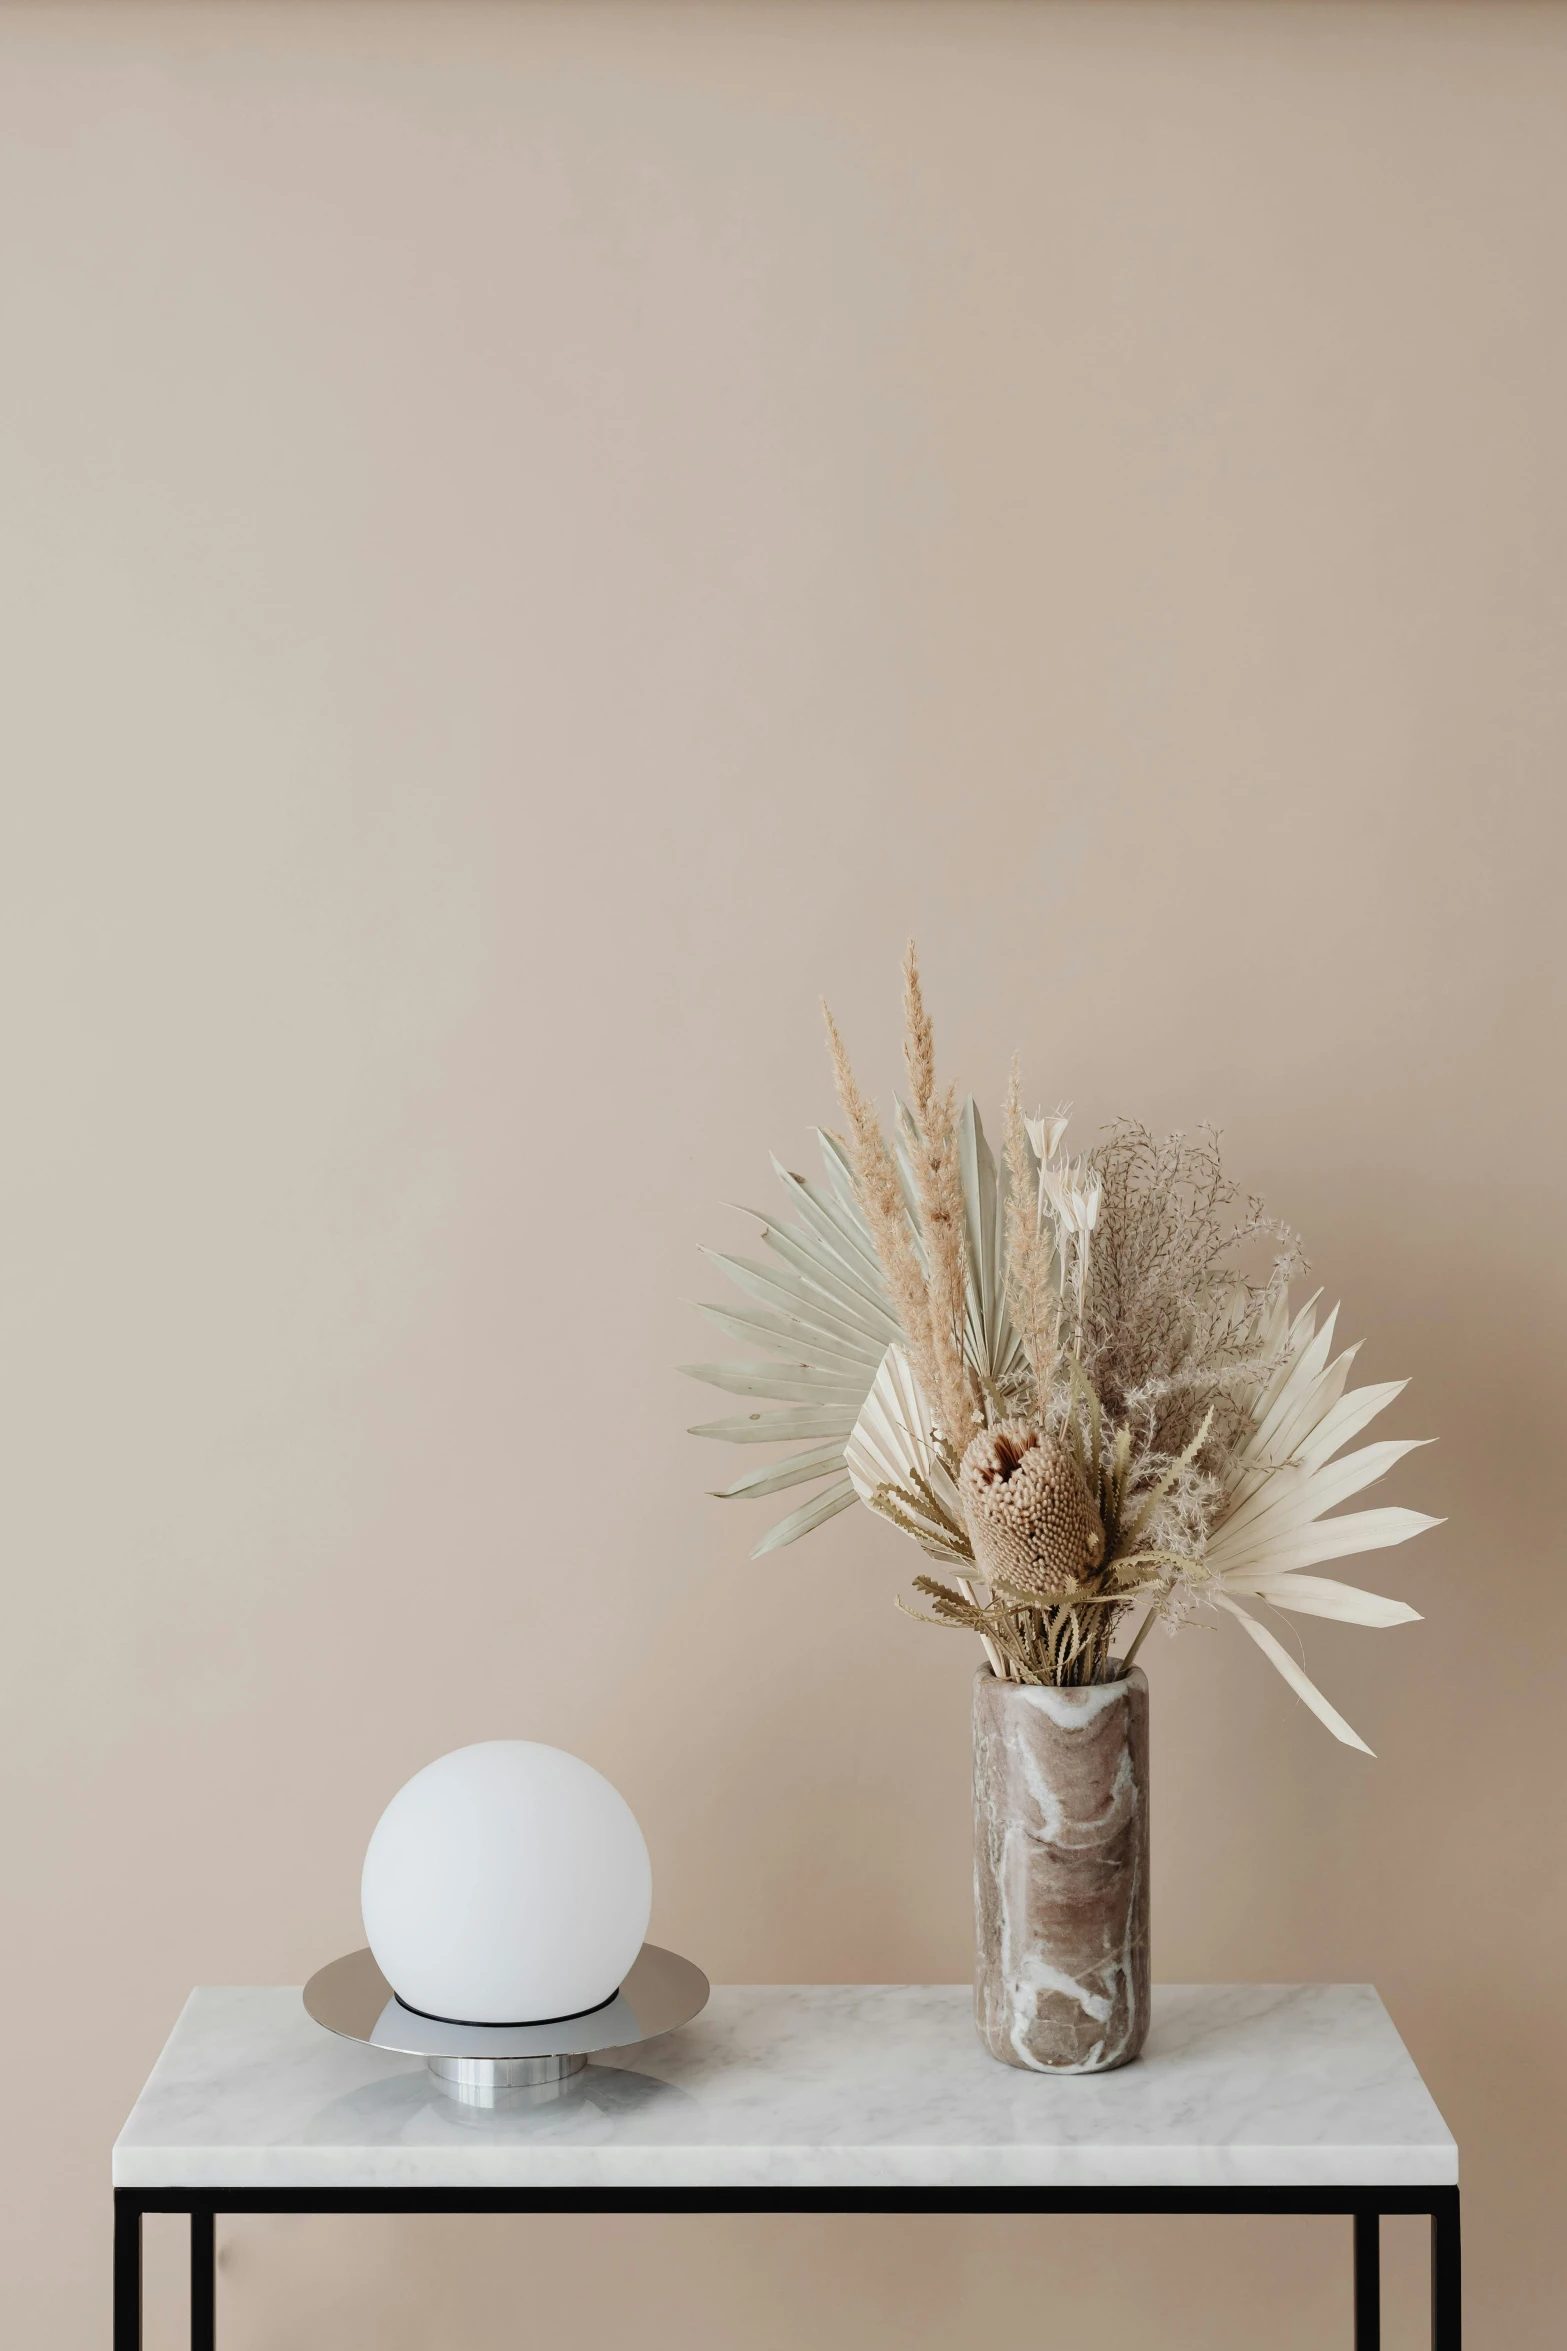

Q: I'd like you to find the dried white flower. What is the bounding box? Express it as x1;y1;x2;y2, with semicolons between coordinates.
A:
1024;1107;1072;1166
1043;1161;1101;1248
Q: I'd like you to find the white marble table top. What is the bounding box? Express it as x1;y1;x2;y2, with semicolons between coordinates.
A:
113;1982;1456;2191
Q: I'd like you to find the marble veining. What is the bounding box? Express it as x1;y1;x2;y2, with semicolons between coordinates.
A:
973;1667;1149;2073
113;1982;1456;2190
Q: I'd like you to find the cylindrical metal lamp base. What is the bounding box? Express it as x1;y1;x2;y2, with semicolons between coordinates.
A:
426;2051;588;2106
305;1945;709;2088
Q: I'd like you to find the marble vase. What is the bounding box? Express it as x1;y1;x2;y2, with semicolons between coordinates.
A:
972;1665;1149;2074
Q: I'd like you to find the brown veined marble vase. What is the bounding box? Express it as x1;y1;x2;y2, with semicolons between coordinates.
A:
972;1665;1150;2074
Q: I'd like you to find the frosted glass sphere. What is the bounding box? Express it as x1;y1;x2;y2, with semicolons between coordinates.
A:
361;1740;652;2025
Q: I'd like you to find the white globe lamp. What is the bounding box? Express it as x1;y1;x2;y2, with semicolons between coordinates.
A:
361;1740;652;2025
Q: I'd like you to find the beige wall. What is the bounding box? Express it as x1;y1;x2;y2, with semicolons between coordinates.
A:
1;3;1563;2344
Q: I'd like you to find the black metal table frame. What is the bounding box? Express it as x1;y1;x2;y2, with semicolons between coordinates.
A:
113;2181;1460;2351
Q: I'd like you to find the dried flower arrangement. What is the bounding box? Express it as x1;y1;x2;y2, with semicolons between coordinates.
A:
686;949;1439;1752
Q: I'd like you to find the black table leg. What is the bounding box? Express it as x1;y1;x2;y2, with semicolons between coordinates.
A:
192;2209;215;2351
1354;2212;1380;2350
113;2195;141;2351
1432;2191;1461;2349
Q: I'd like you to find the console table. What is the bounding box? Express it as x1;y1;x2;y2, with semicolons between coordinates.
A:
112;1980;1459;2348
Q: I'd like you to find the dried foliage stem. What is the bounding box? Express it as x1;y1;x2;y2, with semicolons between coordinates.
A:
1120;1605;1159;1672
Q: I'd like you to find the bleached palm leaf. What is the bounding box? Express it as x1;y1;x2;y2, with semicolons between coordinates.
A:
1295;1381;1411;1474
1224;1574;1421;1627
767;1157;888;1288
1213;1438;1429;1552
688;1404;863;1445
689;1105;1019;1554
956;1096;1031;1389
1212;1504;1439;1580
1212;1592;1376;1755
750;1475;858;1554
695;1302;881;1378
709;1443;852;1502
697;1247;900;1354
681;1360;869;1405
1205;1297;1440;1748
845;1345;964;1555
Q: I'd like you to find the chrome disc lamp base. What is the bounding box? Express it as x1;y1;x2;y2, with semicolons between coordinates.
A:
304;1944;709;2106
427;2052;586;2105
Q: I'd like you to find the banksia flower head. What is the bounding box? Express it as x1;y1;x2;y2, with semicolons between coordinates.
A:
959;1422;1105;1599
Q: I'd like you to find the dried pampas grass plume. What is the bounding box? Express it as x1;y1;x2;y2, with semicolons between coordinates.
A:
1003;1057;1059;1402
822;951;982;1451
959;1421;1105;1599
899;942;980;1447
821;999;945;1426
